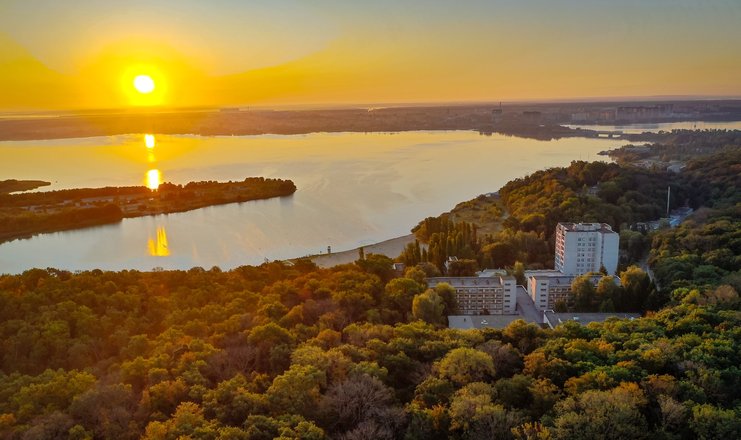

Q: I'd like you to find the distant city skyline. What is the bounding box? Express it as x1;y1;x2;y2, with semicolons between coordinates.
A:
1;0;740;110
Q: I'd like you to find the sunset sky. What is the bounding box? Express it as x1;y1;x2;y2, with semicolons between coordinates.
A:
1;0;740;110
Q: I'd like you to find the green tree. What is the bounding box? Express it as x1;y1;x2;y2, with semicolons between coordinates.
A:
384;277;425;320
356;254;395;283
437;348;495;386
142;402;217;440
571;275;596;311
404;266;428;285
447;259;479;277
266;365;326;418
433;282;459;315
595;276;621;311
513;261;526;285
552;383;649;440
690;404;741;440
412;290;445;325
449;382;519;440
620;265;652;311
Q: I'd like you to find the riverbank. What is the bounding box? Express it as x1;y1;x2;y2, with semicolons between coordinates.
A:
309;234;416;268
3;101;740;141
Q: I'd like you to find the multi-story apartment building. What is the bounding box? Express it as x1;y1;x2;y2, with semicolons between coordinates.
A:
426;275;516;315
554;222;619;276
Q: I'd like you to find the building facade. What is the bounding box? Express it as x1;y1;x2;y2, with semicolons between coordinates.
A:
554;222;619;276
427;275;516;315
526;271;606;311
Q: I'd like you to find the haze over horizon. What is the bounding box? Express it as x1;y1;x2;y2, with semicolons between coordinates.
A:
1;0;740;111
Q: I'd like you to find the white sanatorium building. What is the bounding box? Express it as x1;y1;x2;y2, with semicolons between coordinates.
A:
427;275;516;315
554;222;619;276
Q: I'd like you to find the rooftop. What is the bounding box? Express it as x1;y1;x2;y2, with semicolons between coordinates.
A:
558;222;617;234
530;273;605;285
477;269;508;278
448;314;536;330
543;311;641;328
524;269;563;277
428;276;515;288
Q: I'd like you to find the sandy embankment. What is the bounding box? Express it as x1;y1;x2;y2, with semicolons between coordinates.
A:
309;234;416;268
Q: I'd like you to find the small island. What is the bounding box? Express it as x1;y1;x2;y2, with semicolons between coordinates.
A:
0;179;51;194
0;177;296;243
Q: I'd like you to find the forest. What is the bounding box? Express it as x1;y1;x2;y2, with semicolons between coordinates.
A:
0;149;739;439
604;130;741;164
0;256;738;439
648;151;741;304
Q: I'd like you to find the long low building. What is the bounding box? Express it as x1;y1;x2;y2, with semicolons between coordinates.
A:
525;270;618;312
427;275;517;315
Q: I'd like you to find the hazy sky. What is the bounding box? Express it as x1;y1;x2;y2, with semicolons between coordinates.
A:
1;0;740;110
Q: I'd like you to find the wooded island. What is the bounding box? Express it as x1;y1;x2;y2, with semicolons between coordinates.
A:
0;177;296;243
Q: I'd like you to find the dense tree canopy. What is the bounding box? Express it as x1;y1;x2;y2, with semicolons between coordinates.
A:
0;254;738;439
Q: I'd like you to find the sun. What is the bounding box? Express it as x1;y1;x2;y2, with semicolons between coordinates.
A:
122;67;166;106
133;75;156;94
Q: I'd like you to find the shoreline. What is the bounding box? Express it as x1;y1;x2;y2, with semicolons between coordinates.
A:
308;234;416;268
3;102;739;142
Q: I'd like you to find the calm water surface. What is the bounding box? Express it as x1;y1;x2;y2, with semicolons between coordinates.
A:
0;131;622;273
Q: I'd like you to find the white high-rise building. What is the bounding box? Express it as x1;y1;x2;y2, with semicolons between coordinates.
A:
554;222;619;276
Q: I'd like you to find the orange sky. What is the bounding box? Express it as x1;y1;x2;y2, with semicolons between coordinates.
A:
1;0;740;111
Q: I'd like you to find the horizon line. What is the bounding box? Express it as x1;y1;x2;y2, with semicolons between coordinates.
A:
3;94;741;116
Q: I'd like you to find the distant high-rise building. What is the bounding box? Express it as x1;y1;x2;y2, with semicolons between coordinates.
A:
554;222;619;276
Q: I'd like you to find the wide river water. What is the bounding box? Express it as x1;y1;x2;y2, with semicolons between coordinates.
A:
2;130;627;273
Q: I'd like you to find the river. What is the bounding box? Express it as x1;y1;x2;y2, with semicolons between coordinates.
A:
1;130;625;273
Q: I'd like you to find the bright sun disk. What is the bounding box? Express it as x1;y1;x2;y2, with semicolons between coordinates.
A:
134;75;155;94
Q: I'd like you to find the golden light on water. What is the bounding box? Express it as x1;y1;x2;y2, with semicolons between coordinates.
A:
147;227;170;257
144;134;155;148
134;75;156;94
146;169;162;190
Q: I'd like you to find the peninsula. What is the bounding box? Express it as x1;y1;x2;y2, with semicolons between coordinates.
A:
0;179;51;194
0;177;296;243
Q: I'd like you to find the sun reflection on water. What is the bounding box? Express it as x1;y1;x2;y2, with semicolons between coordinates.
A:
145;134;156;162
144;134;155;148
147;227;170;257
